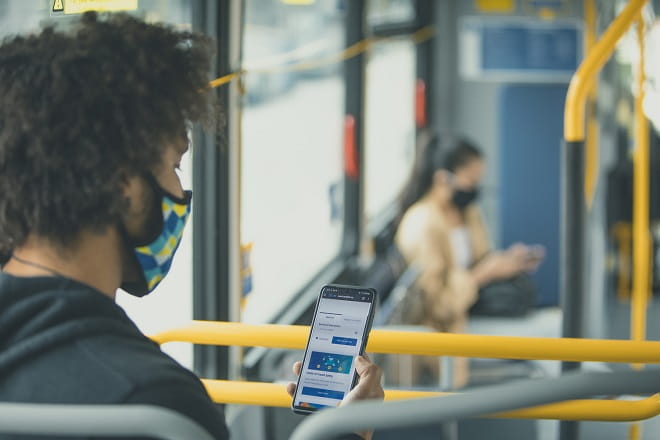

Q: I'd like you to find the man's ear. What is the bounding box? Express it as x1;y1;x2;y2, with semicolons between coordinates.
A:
119;174;149;235
122;175;143;203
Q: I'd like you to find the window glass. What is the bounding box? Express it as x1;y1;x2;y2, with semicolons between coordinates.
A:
0;1;44;37
367;0;416;28
240;0;346;323
364;39;416;225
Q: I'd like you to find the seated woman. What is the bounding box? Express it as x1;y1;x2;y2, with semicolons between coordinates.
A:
395;134;542;387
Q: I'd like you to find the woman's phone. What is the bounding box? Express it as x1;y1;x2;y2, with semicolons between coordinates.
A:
526;245;546;264
291;284;376;415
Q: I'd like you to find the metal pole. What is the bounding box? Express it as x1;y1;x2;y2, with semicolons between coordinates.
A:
561;1;648;437
559;139;585;440
341;0;366;256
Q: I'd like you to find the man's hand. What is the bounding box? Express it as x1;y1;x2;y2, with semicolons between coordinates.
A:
286;354;384;440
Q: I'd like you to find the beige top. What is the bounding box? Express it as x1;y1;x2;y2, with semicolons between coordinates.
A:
395;194;491;332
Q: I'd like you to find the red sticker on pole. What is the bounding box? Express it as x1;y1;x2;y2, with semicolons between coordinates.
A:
415;79;427;128
344;115;359;181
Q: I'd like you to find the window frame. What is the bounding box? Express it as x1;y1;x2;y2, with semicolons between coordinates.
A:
191;0;242;380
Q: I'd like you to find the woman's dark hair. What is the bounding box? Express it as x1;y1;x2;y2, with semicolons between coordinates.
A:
444;139;483;173
0;12;216;263
397;134;483;221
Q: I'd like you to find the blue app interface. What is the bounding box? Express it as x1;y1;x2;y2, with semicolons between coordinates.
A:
295;289;372;410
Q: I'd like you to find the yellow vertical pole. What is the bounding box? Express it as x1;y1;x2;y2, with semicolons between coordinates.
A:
584;0;599;207
629;13;649;440
631;13;650;347
629;423;642;440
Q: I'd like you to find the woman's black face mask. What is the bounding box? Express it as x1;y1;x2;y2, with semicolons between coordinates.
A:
452;187;480;210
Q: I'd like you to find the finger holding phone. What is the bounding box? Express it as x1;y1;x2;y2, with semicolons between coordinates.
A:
287;355;383;440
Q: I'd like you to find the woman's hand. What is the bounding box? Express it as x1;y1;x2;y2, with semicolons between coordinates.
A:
286;354;384;440
472;243;545;286
506;243;545;273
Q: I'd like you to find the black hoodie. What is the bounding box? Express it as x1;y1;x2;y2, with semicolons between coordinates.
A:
0;272;229;439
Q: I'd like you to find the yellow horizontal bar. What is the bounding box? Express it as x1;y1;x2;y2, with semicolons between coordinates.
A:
209;72;242;89
151;321;660;363
202;379;660;422
565;0;646;141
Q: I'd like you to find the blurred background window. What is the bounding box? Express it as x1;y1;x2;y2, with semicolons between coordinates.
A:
240;0;346;323
364;39;416;226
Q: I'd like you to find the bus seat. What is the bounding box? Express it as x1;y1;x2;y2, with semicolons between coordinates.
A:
0;402;215;440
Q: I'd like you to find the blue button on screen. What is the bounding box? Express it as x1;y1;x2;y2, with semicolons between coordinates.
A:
332;336;357;346
301;387;345;400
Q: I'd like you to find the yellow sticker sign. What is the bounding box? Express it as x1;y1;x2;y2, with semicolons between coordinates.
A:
475;0;514;13
52;0;138;15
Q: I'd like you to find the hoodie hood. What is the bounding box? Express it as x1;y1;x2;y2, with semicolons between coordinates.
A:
0;272;143;376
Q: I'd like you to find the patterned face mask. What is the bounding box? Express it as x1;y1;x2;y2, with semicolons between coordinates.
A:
121;176;192;297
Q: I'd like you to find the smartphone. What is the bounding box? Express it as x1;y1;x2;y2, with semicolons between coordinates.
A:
526;245;546;264
291;284;377;415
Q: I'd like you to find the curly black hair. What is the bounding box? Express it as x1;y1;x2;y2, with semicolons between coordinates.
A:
0;12;215;263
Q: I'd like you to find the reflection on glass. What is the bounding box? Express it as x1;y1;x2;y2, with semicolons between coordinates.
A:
241;0;345;323
0;1;48;38
364;39;416;224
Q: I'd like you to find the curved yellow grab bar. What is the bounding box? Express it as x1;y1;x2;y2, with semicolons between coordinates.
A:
565;0;647;141
202;379;660;422
152;321;660;363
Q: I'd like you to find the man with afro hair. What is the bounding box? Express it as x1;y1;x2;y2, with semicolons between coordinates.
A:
0;11;382;439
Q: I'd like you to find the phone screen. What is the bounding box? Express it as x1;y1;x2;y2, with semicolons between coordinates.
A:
292;285;375;413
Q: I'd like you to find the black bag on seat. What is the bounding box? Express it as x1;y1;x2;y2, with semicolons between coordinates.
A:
469;274;537;317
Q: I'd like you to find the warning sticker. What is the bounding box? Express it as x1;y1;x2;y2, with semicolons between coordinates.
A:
52;0;139;15
475;0;514;13
52;0;64;12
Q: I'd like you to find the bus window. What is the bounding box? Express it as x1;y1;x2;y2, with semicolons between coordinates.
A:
240;0;346;323
0;1;43;36
367;0;416;28
364;39;416;226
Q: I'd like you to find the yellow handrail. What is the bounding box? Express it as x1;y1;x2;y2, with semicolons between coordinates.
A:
629;14;649;440
201;379;660;422
584;0;600;206
152;321;660;363
565;0;647;142
207;26;436;90
631;13;650;347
